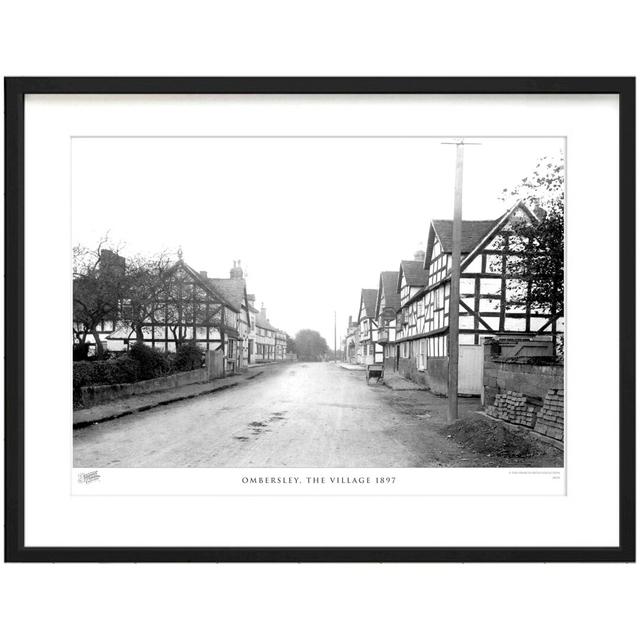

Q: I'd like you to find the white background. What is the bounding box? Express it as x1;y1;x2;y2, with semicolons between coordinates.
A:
1;2;638;640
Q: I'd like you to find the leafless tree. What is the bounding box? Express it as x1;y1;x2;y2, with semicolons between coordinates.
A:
73;235;125;358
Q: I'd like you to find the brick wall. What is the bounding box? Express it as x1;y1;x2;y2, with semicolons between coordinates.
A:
483;337;564;443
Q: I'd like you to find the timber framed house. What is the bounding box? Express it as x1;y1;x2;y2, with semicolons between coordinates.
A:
107;256;243;373
357;288;382;365
393;253;429;377
344;315;360;364
395;200;563;395
374;271;401;368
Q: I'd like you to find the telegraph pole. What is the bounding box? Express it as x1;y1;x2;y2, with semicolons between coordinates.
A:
334;311;337;363
441;139;481;423
447;142;464;423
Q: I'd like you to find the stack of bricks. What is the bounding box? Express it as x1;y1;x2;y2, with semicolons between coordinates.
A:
486;390;536;428
534;389;564;442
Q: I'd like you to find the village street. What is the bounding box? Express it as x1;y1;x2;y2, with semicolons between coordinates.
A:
74;362;495;468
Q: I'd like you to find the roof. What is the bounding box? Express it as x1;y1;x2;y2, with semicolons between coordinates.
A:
377;271;401;314
458;201;539;269
399;260;428;288
208;277;246;312
360;289;378;318
431;219;497;254
172;261;240;312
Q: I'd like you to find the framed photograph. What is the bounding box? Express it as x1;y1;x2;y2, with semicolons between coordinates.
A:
4;77;635;562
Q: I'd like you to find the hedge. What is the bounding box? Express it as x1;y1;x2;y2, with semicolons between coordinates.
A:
73;343;206;397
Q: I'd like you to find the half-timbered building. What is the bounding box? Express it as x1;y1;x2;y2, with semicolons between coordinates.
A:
254;305;288;362
396;201;563;395
373;271;401;369
245;293;259;364
344;315;360;364
393;252;430;378
208;260;251;372
106;255;242;374
357;288;382;365
274;328;288;361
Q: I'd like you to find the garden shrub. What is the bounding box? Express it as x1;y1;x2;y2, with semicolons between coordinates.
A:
73;361;96;391
73;356;141;391
129;342;171;379
72;343;204;408
173;343;204;372
72;356;141;407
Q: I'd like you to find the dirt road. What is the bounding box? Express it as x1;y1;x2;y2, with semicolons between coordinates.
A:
74;362;490;468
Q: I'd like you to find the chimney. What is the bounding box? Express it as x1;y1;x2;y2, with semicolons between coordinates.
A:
199;270;208;279
99;249;126;276
414;248;426;263
230;259;244;279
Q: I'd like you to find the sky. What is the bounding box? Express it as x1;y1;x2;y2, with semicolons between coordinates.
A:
72;136;563;346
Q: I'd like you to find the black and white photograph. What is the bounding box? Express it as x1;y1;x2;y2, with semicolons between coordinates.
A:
6;77;632;565
71;135;565;470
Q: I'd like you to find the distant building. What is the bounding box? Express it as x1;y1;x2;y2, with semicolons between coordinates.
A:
208;260;251;373
393;251;430;383
255;305;288;363
343;315;360;363
374;271;401;369
246;293;259;364
357;288;382;365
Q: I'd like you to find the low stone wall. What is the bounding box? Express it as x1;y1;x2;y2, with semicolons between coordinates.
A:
483;338;564;443
484;360;564;407
80;368;208;408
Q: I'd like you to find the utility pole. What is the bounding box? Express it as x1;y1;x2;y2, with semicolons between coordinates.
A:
447;142;464;423
334;311;337;363
442;139;479;424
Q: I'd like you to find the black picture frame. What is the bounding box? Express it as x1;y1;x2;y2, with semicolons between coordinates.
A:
4;77;635;563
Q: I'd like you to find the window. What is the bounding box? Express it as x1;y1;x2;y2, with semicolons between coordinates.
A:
418;339;427;370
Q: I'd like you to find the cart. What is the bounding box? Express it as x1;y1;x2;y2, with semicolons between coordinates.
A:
365;363;384;384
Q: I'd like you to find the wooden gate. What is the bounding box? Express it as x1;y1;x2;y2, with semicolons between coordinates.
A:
206;349;225;380
458;345;483;395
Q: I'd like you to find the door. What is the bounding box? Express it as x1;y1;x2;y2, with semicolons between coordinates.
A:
458;345;483;395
